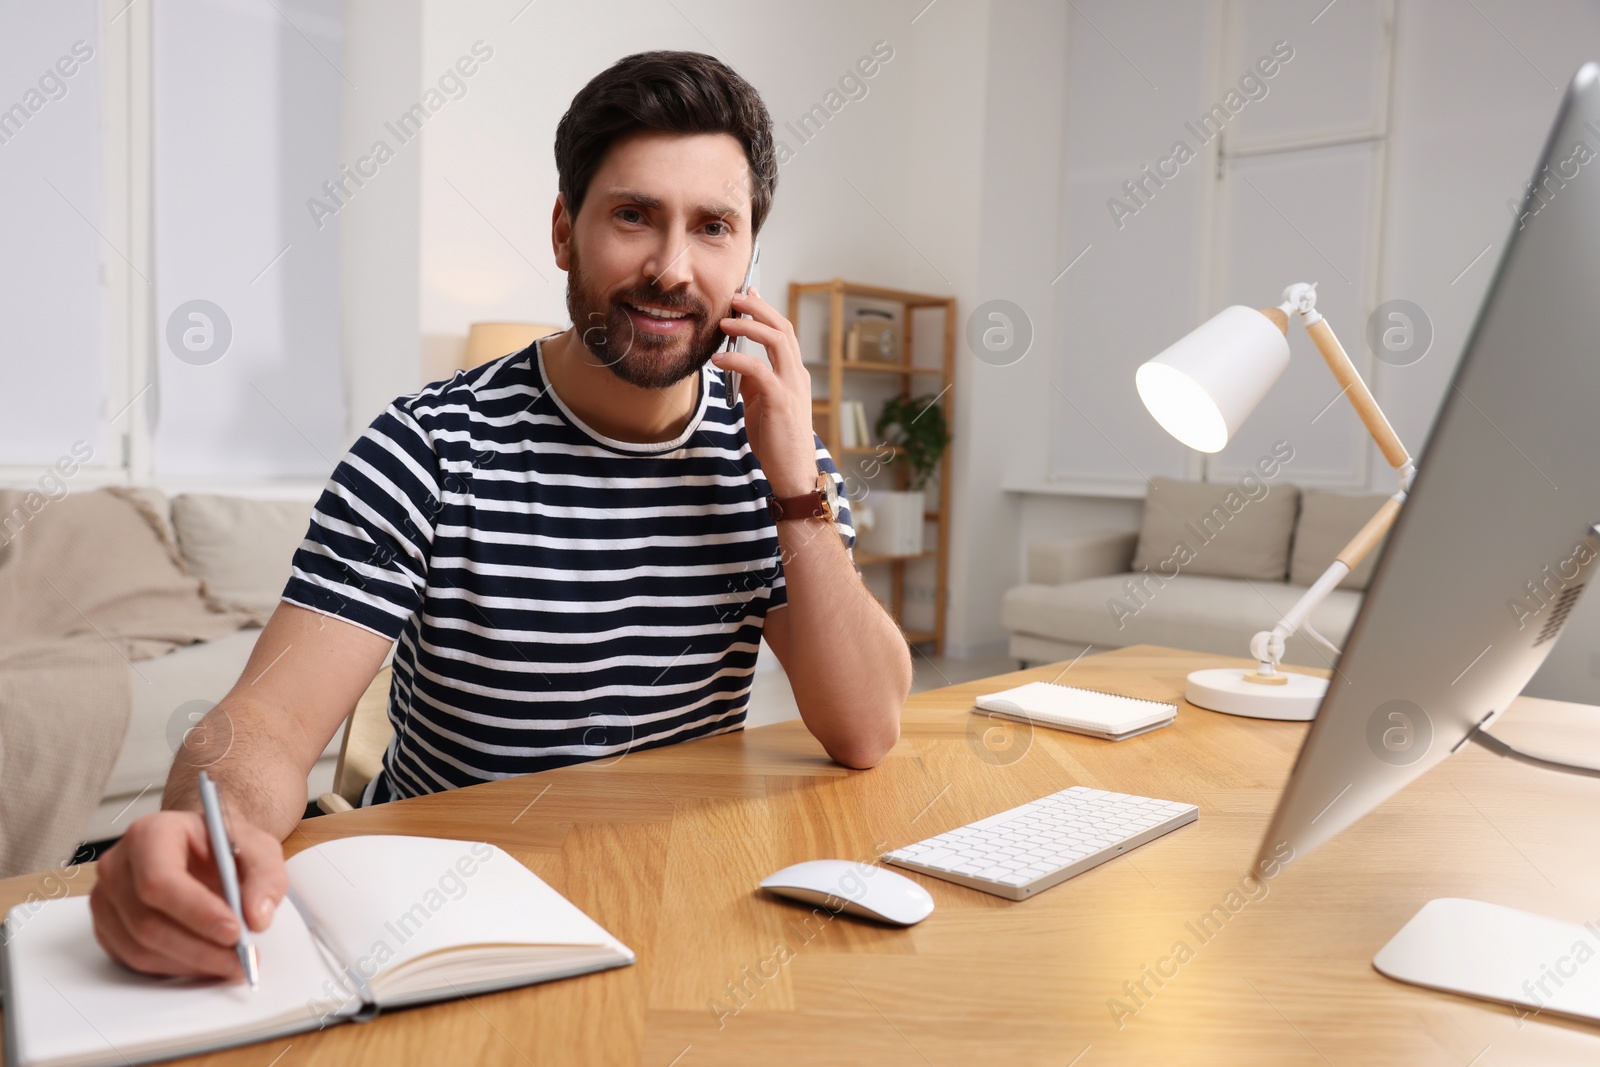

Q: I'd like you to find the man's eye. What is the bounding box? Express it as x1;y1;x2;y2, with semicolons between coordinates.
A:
618;208;643;224
706;220;728;236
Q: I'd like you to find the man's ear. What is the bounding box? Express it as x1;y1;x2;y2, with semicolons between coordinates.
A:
551;193;574;270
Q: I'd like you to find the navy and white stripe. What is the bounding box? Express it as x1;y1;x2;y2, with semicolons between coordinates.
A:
281;338;853;803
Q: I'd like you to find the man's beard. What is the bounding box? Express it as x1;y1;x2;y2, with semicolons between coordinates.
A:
565;244;730;390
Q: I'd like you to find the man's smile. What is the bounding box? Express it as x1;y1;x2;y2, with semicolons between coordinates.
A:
624;300;697;334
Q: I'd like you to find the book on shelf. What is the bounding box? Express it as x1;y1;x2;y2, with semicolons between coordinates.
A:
840;399;860;448
1;835;634;1067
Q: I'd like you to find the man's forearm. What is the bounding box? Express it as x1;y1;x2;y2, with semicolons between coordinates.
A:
162;696;317;839
775;517;912;767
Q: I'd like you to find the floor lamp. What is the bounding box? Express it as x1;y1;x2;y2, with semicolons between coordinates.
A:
1134;283;1415;720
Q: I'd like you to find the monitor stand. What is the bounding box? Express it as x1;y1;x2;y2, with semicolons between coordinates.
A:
1374;898;1600;1024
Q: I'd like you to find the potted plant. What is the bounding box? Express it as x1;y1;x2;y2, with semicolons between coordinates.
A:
860;394;951;556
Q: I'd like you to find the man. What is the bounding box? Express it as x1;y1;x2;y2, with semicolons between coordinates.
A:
90;50;912;980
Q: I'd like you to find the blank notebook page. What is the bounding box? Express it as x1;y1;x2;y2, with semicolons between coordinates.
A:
6;895;336;1067
285;835;631;997
976;681;1175;731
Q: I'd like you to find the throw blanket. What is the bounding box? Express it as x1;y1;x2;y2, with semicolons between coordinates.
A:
0;486;256;877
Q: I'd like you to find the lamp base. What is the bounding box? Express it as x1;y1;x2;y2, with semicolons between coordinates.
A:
1184;667;1327;721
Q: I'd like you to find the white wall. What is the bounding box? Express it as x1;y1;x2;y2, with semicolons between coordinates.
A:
942;0;1062;654
339;0;423;449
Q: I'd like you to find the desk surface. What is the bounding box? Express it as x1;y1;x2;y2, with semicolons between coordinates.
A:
6;644;1600;1066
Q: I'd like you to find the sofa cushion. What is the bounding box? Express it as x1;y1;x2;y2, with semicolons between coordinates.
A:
1289;489;1394;591
1131;476;1301;582
105;626;267;797
1027;530;1139;585
170;494;315;624
107;625;343;798
1001;572;1361;668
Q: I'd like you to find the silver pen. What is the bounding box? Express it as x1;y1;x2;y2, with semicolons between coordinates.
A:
197;771;259;990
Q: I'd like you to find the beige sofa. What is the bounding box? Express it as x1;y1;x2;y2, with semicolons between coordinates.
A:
1004;481;1600;707
87;491;364;842
1003;479;1390;670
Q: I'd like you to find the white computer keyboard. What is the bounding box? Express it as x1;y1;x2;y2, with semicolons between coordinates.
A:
883;786;1198;901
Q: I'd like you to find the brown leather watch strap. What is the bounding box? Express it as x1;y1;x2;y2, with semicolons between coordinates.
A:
767;472;834;522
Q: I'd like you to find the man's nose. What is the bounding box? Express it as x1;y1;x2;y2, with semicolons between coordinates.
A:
644;235;694;292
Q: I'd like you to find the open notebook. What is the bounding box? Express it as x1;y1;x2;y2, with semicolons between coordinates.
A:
1;835;633;1067
974;680;1177;740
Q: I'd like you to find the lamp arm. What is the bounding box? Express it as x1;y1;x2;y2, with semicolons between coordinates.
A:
1334;493;1404;571
1248;490;1407;673
1302;316;1411;469
1243;287;1419;678
1249;561;1354;670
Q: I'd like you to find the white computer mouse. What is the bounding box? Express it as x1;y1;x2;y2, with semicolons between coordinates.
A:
759;859;935;926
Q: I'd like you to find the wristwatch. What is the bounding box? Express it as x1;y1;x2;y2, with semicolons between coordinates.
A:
768;471;838;523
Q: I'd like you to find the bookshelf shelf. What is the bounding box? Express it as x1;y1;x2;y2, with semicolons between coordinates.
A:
803;362;945;377
853;549;939;566
791;278;955;655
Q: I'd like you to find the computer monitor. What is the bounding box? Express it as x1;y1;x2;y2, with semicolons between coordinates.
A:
1255;61;1600;1022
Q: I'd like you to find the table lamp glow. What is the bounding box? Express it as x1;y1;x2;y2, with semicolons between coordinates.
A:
464;322;563;370
1135;283;1416;720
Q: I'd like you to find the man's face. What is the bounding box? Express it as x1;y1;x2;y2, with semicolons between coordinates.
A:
556;130;756;390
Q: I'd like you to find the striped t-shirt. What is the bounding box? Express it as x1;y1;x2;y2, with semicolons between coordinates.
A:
281;337;853;804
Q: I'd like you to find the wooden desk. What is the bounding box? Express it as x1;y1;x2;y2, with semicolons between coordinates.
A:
6;644;1600;1066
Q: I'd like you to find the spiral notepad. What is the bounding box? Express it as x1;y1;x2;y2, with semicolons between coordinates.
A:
973;681;1177;741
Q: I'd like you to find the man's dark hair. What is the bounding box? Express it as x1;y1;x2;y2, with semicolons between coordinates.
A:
554;51;778;235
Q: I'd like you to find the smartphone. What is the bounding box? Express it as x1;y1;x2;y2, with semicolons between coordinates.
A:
723;240;762;404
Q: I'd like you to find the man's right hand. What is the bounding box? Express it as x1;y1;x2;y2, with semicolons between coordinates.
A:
89;810;287;980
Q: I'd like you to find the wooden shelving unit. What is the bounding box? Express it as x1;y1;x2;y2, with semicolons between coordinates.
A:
789;279;955;656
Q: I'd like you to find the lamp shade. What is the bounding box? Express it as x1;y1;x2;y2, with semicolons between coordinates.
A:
1135;305;1290;453
463;322;563;369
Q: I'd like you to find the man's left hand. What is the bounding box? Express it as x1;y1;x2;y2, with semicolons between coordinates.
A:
711;288;819;498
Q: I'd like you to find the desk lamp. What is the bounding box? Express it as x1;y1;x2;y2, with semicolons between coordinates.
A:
1134;283;1414;720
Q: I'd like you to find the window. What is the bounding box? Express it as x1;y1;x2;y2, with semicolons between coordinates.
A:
0;0;108;471
0;0;346;485
1051;0;1395;490
150;0;345;479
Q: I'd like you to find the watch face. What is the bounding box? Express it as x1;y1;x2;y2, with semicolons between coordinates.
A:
819;472;839;520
